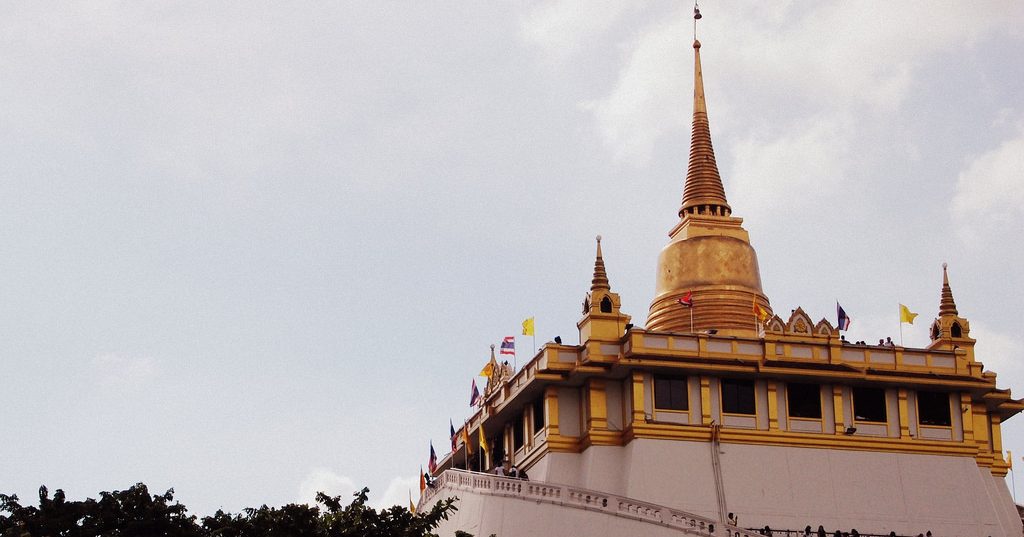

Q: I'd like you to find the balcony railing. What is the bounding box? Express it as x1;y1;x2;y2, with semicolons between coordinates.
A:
421;468;761;537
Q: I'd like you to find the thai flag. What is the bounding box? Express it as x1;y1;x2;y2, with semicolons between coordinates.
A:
450;419;457;451
470;378;480;407
499;336;515;355
837;302;851;331
428;442;437;474
677;291;693;307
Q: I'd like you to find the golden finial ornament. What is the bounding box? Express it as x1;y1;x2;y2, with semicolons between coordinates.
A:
591;235;610;292
940;263;958;316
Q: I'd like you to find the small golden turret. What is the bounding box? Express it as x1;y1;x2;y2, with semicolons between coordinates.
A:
929;263;974;358
579;236;631;343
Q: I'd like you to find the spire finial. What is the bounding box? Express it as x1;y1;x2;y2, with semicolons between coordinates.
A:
678;17;732;219
693;2;702;41
939;263;959;316
591;235;610;292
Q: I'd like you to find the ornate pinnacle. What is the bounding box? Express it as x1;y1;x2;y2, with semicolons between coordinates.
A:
678;38;731;219
939;263;959;316
591;235;610;292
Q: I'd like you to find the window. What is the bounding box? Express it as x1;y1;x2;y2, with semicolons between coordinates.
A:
654;376;688;411
852;387;887;423
532;397;545;433
600;296;613;313
513;415;525;450
951;322;962;338
787;383;822;419
721;379;756;415
917;391;951;426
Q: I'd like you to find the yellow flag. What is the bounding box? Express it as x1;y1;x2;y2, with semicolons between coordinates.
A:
409;491;416;514
479;361;494;378
522;317;535;336
463;426;473;455
479;426;489;452
752;299;770;323
899;304;918;324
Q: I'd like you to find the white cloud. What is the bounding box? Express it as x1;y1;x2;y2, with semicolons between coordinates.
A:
579;16;689;164
729;115;851;219
519;1;638;63
566;2;1018;164
91;353;157;391
297;469;359;505
951;129;1024;244
375;475;420;510
970;323;1024;390
297;470;418;510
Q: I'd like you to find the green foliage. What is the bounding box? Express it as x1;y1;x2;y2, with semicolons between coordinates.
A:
0;484;466;537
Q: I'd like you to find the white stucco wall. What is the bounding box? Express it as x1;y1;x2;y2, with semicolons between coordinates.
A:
432;490;701;537
521;439;1021;536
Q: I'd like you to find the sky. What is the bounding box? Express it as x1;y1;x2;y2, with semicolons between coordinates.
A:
1;1;1023;516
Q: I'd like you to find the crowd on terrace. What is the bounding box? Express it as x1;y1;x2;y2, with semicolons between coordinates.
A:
747;524;946;537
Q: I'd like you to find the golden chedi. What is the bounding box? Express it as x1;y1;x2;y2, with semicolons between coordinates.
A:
647;39;770;336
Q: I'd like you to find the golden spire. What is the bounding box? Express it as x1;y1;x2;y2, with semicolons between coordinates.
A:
939;263;959;316
591;235;610;292
647;16;768;337
679;38;731;218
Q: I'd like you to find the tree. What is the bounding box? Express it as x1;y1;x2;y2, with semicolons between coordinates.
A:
1;484;470;537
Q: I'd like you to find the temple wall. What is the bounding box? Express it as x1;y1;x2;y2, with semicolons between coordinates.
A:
526;439;1021;536
432;490;696;537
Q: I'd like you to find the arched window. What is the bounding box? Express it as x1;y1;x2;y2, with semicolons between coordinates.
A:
931;323;940;340
951;322;962;338
600;296;612;313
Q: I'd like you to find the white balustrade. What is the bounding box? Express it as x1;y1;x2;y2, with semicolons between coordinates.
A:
421;469;762;537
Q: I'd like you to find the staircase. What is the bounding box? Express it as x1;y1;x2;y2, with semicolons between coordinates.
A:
421;469;760;537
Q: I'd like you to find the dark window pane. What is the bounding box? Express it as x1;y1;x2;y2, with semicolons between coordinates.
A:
918;391;951;426
787;383;822;419
654;376;688;411
513;415;524;449
722;379;756;415
852;387;887;423
533;397;545;433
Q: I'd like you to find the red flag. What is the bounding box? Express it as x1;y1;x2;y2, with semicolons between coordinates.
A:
677;291;693;307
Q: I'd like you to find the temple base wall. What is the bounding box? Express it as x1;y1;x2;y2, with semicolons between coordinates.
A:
526;439;1020;536
432;491;696;537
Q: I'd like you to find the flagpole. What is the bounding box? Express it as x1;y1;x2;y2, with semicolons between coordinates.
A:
898;303;904;346
753;293;758;334
690;305;693;333
1012;463;1017;503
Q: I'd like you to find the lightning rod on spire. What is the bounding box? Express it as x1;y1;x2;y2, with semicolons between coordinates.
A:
693;2;702;41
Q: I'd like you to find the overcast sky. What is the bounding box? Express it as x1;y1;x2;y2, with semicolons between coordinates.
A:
2;1;1023;515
